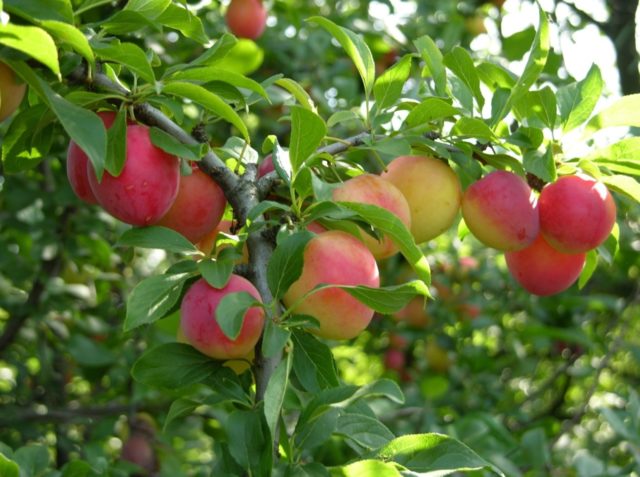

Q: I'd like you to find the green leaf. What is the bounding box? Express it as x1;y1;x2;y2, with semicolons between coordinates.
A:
601;174;640;203
558;64;602;132
125;272;192;331
262;320;291;359
199;258;235;289
264;351;292;441
330;460;401;477
587;137;640;162
0;23;60;77
164;398;200;431
511;6;549;101
523;148;557;183
14;445;49;477
0;454;19;477
215;292;262;340
39;20;94;65
578;250;598;289
100;10;159;36
1;105;51;173
331;280;429;315
170;67;268;99
132;343;220;388
336;202;431;285
451;117;497;142
477;62;516;91
117;226;198;254
289;106;327;173
163;81;249;141
92;41;156;84
337;413;395;450
275;77;317;111
67;335;117;367
584;94;640;136
226;410;272;475
156;3;209;44
515;87;557;129
8;61;107;178
374;433;505;476
295;406;341;450
353;379;405;405
307;17;375;98
3;0;73;23
405;98;458;127
267;230;314;300
414;35;447;96
444;47;484;109
521;428;551;470
292;330;339;392
150;127;202;162
374;55;412;111
328;110;362;127
104;108;127;176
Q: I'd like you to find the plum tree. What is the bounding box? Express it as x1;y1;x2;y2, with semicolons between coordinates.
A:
180;275;264;360
283;230;380;340
538;175;617;253
0;61;27;122
156;163;227;243
66;111;117;204
505;234;586;296
225;0;267;40
462;170;539;251
87;124;180;226
381;155;461;244
332;174;411;259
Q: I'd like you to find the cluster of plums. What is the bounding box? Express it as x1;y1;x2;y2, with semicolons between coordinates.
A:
462;170;616;296
67;111;616;363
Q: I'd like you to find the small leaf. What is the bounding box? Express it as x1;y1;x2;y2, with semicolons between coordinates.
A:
444;47;484;109
3;0;73;23
414;35;447;96
150;127;203;162
92;41;156;84
275;77;317;111
292;330;339;392
39;20;94;65
584;94;640;136
0;23;60;77
199;258;234;289
511;6;549;101
558;64;602;132
523;148;557;184
578;250;598;289
104;108;128;176
330;460;401;477
0;454;19;477
336;413;395;450
307;17;375;98
374;55;412;111
264;351;292;441
132;343;221;388
405;98;458;127
163;81;249;141
333;280;430;315
117;226;198;254
267;230;314;299
601;174;640;203
262;320;291;359
451;117;497;142
216;292;262;340
226;410;272;475
374;433;505;476
156;3;209;44
125;272;192;331
295;406;341;450
164;398;200;431
170;67;268;99
14;445;49;477
289;106;327;173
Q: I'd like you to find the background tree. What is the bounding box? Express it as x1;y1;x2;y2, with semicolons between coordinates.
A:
1;1;639;476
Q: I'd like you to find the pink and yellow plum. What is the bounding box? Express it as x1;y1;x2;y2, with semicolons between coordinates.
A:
87;124;180;226
539;175;616;253
156;164;227;243
225;0;267;40
462;170;539;251
180;275;264;360
505;234;586;296
381;155;461;243
282;230;380;340
0;62;27;122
